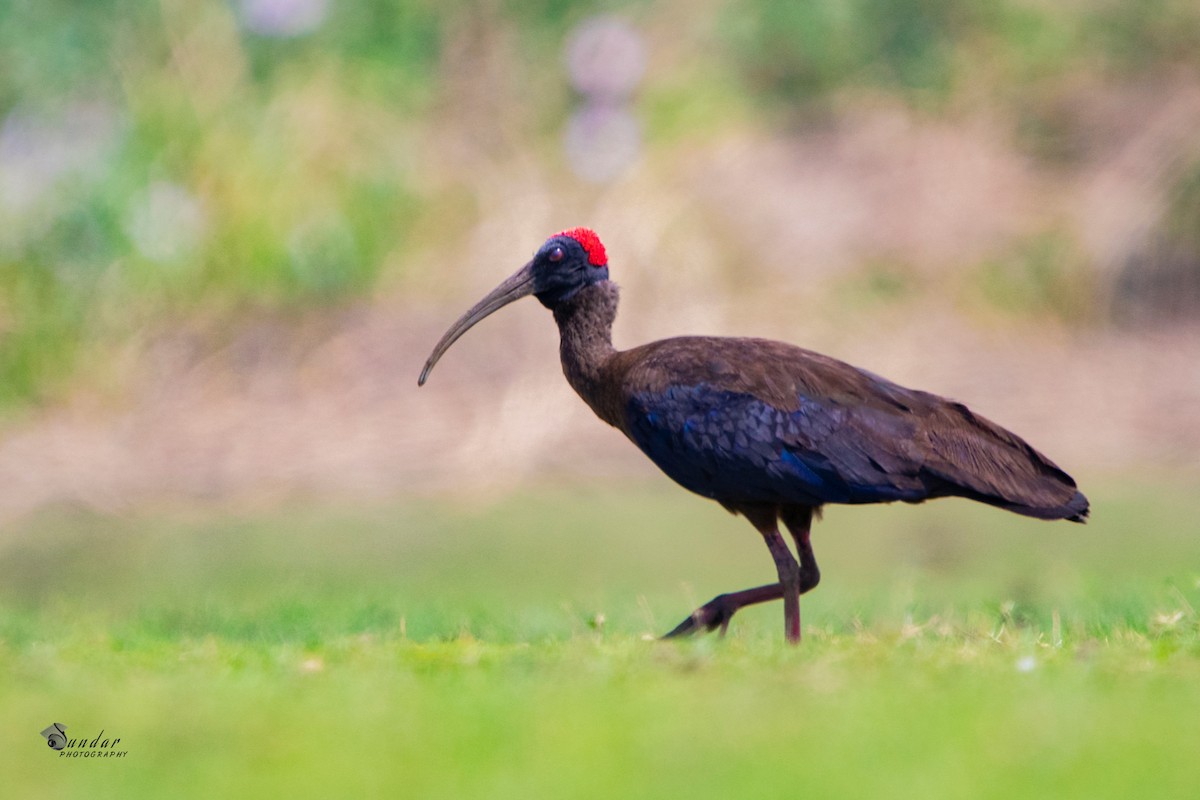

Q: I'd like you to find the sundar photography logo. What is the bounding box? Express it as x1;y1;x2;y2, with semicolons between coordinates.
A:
39;723;128;758
40;723;67;750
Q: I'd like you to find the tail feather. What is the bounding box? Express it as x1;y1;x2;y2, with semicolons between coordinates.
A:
996;489;1089;523
921;401;1089;522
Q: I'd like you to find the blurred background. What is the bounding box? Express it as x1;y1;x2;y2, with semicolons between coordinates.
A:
2;0;1200;523
7;8;1200;793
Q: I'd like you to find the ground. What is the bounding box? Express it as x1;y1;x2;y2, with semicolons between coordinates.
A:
3;482;1197;798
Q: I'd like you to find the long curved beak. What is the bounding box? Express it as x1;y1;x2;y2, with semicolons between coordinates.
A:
418;260;536;386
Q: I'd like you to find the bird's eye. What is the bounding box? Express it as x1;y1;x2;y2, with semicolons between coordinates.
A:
548;246;565;263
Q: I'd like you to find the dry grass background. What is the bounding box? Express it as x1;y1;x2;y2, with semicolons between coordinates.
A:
2;1;1200;524
3;77;1200;523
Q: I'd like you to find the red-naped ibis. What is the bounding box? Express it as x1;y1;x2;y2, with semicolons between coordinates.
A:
418;228;1089;643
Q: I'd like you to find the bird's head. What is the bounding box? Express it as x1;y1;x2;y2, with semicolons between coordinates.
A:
418;228;609;385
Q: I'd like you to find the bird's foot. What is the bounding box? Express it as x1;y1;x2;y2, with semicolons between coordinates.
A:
661;594;737;639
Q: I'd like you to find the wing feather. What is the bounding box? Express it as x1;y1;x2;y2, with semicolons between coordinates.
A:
609;336;1087;520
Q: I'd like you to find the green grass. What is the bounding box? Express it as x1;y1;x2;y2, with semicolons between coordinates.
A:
1;479;1198;797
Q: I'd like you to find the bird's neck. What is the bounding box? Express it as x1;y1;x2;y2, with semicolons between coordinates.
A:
553;281;621;424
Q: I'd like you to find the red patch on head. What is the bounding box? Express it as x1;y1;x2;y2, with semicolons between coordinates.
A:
554;227;607;267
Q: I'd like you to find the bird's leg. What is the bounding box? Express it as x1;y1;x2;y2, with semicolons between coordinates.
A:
661;583;785;639
735;503;803;643
662;505;804;643
781;506;821;595
665;508;822;639
761;526;802;644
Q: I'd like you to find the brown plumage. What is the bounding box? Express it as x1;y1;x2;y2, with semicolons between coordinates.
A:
420;229;1089;643
556;282;1086;522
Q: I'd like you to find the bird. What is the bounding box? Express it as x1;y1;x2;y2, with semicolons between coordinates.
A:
418;228;1089;644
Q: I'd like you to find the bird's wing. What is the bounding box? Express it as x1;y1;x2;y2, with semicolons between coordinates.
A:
612;336;1086;518
624;381;932;507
